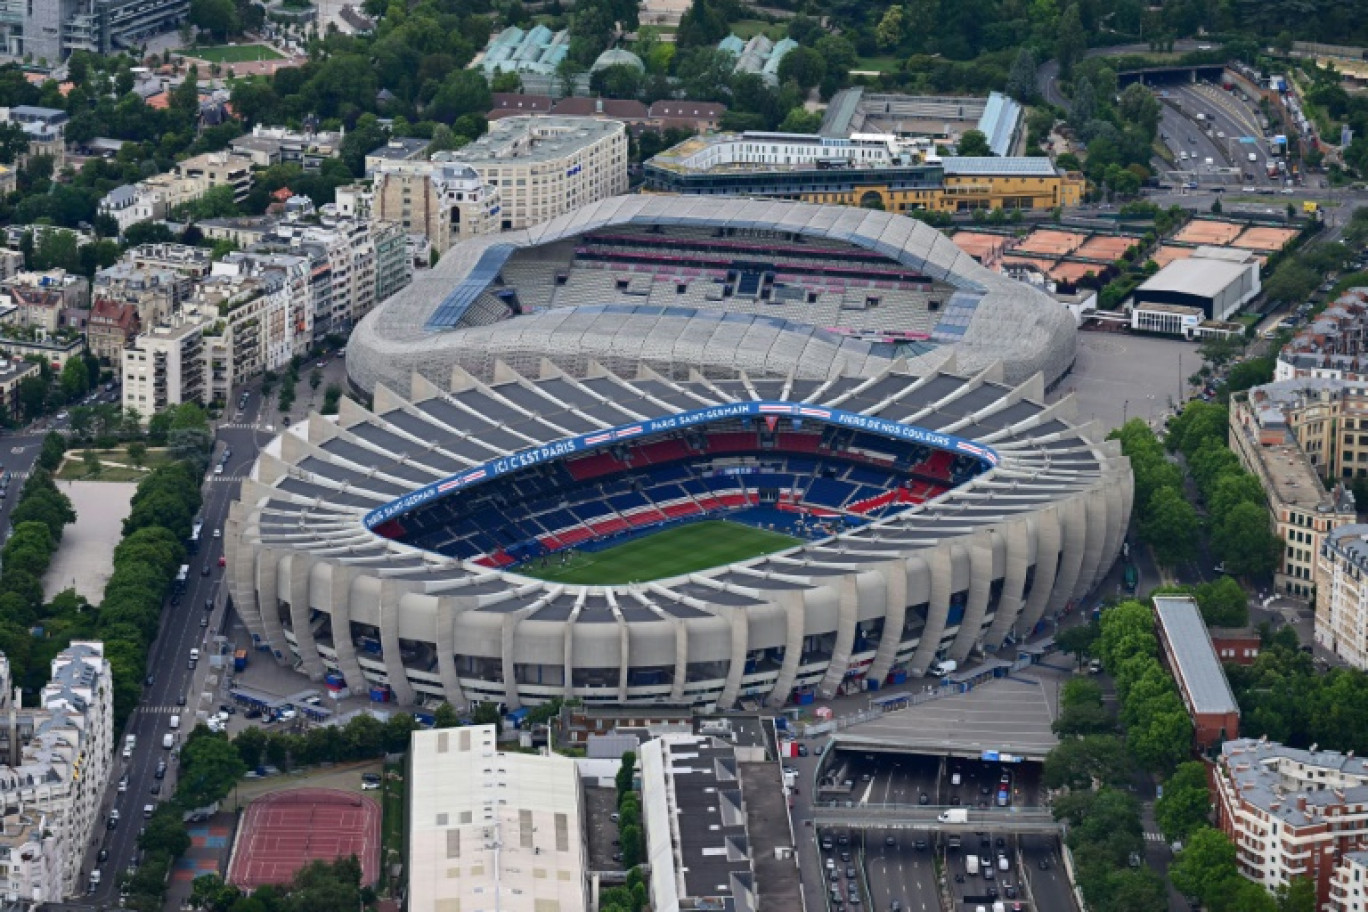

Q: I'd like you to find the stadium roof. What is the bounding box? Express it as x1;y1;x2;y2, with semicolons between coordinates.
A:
1153;596;1240;717
350;196;1076;396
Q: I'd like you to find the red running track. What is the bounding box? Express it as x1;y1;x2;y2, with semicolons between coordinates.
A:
226;788;381;889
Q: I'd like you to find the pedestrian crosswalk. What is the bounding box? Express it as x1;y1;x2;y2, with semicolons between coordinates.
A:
140;705;185;715
210;475;246;483
1144;832;1165;842
218;422;261;431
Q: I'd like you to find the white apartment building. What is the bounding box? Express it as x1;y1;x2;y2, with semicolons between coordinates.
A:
1216;738;1368;909
407;725;588;912
1316;525;1368;670
439;117;627;232
0;811;62;907
0;643;113;901
121;316;205;418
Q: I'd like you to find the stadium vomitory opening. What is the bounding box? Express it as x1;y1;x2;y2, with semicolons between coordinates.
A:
224;196;1132;711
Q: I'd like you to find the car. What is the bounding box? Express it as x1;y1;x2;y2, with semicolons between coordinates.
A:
918;793;929;805
829;869;840;882
1038;859;1050;870
55;411;68;420
913;839;928;851
362;779;381;791
884;835;896;847
213;528;222;539
840;850;851;862
954;873;965;884
996;836;1006;847
846;866;856;878
200;615;209;627
1243;185;1256;192
981;854;992;866
1005;884;1017;899
796;744;808;757
986;885;998;897
220;704;237;715
97;848;109;862
244;708;262;720
214;464;224;475
848;894;861;906
950;795;960;804
145;673;155;686
176;693;186;706
218;553;226;567
837;835;849;847
150;782;161;795
201;565;210;576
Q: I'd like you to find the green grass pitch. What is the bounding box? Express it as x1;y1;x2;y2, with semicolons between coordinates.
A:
188;44;285;63
519;520;801;585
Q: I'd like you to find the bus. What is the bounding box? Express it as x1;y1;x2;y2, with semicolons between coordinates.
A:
189;519;203;553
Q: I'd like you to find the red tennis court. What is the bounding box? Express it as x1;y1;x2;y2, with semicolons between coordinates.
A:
227;788;381;889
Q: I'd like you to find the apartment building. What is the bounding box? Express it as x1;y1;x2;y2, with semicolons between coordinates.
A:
0;270;90;335
128;242;214;279
407;724;588;912
98;184;140;234
439;117;628;232
364;137;430;176
366;160;501;255
1216;738;1368;908
93;260;196;328
175;151;254;205
0;358;38;417
1230;382;1359;598
121;316;205;417
0;643;113;900
1276;288;1368;382
1316;524;1368;670
0;810;63;906
230;125;344;170
86;298;140;362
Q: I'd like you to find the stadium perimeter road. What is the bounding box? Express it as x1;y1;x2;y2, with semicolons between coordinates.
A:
1051;331;1202;433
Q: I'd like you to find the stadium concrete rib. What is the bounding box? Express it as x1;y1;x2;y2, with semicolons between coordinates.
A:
226;356;1130;712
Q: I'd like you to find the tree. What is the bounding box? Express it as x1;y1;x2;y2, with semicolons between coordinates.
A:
616;750;637;800
875;6;905;50
676;0;727;48
1042;734;1130;790
776;47;826;93
1170;827;1239;906
1069;75;1096;126
189;0;240;41
127;441;147;470
1056;3;1087;79
1213;501;1280;579
234;726;267;769
1276;877;1317;912
1156;761;1213;842
620;823;643;867
178;730;247;809
82;449;102;478
139;808;191;857
432;702;462;729
37;432;65;472
1140;487;1199;568
1054;677;1115;736
1057;620;1100;665
956;129;993;157
427;70;492;124
1192;576;1249;627
1007;48;1036;102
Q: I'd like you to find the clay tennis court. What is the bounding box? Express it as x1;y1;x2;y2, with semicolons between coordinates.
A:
951;231;1010;261
1017;229;1087;256
1173;220;1243;245
1002;255;1058;274
1050;261;1105;283
1153;245;1195;267
1232;225;1299;252
1076;235;1137;261
226;788;380;889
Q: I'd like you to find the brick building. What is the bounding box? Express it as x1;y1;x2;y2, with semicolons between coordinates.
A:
1153;595;1241;748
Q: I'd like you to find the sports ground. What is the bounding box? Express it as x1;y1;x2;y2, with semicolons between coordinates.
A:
188;44;285;63
521;520;800;585
225;788;380;889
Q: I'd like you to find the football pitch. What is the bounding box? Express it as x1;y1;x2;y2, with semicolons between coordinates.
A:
188;44;285;63
520;520;801;585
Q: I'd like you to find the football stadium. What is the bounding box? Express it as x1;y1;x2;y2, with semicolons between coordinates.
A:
225;197;1131;712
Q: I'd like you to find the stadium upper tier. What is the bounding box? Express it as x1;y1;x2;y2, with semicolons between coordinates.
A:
348;196;1077;394
226;360;1131;712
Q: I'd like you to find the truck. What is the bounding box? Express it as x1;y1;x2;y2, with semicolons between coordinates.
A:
162;733;175;749
122;734;136;759
234;649;248;672
938;808;969;824
930;659;958;677
175;564;189;586
966;854;980;875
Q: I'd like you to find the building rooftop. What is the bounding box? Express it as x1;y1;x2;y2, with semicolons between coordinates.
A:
365;137;431;163
641;734;756;912
442;116;622;166
1137;255;1255;299
1152;595;1240;717
941;156;1058;177
1221;737;1368;828
1325;524;1368;572
407;724;587;912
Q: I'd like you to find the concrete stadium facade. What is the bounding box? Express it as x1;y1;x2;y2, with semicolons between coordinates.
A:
226;359;1131;711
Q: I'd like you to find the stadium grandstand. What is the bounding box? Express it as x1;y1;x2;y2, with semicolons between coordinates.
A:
226;360;1131;712
347;196;1077;395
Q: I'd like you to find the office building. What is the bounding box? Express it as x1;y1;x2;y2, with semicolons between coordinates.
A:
1216;738;1368;907
407;724;588;912
1152;595;1240;747
1230;381;1359;598
644;131;1083;214
438;117;627;232
0;643;113;900
641;734;757;912
1;0;188;62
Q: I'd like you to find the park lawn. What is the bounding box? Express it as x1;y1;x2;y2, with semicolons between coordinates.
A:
731;19;787;40
188;44;284;63
853;55;902;74
56;446;174;482
521;520;800;585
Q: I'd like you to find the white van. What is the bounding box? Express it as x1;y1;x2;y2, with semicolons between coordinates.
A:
188;647;200;668
930;659;958;677
998;853;1009;871
966;855;979;875
169;714;180;730
1179;151;1188;162
143;804;155;819
1204;156;1214;167
162;733;175;749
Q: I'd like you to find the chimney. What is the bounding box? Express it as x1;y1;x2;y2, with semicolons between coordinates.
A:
1297;795;1308;812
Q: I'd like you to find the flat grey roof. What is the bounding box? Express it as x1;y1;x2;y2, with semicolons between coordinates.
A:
1153;596;1240;717
833;672;1059;761
1137;257;1251;298
941;156;1056;176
